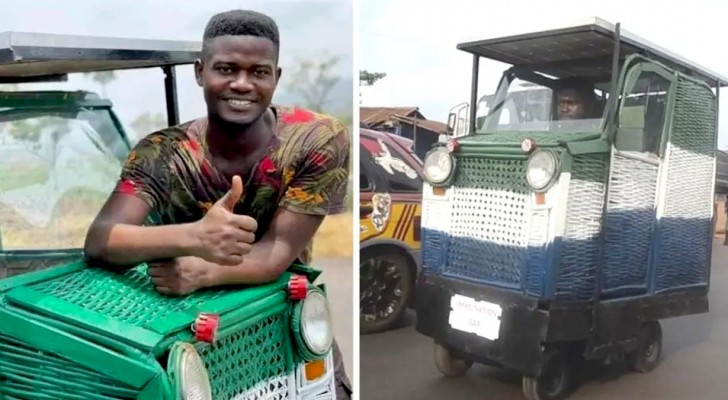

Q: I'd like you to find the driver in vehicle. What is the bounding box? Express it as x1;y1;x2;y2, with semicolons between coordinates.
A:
555;79;602;121
83;9;352;399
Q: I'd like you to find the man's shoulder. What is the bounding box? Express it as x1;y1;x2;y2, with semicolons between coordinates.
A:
134;117;207;148
276;105;347;136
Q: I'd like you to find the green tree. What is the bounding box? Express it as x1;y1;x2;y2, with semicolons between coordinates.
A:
86;70;117;97
130;112;167;140
359;70;387;104
286;55;341;113
359;70;387;86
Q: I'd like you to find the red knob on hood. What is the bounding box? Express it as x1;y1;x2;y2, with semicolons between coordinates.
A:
194;313;220;343
289;274;308;300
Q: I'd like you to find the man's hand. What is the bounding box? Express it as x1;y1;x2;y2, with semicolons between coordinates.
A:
191;175;258;265
146;257;215;296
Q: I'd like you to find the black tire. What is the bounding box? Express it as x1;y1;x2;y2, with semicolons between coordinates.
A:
522;346;572;400
359;249;414;334
433;342;472;378
626;321;662;373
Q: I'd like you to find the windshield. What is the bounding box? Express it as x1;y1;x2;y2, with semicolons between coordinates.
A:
0;108;129;251
477;69;610;133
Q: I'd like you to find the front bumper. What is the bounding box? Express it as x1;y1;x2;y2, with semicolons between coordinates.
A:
414;272;550;376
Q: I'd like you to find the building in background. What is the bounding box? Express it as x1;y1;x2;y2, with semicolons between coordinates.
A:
359;106;448;159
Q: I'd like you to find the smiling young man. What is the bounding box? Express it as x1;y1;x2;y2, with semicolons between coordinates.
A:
84;9;352;399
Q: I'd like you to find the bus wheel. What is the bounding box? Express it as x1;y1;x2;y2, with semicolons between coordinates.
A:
626;321;662;373
434;342;472;378
522;346;572;400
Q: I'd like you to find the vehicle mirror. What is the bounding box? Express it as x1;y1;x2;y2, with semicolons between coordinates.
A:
360;205;374;219
447;113;456;134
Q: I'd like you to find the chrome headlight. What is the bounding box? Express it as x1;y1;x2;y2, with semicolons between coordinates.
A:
169;342;213;400
423;147;454;185
293;287;334;359
526;149;559;192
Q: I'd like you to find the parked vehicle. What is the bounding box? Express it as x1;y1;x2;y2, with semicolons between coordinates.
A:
0;32;338;400
359;128;423;334
416;17;725;400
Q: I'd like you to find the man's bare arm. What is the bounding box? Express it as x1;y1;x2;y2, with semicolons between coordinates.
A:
85;176;256;269
84;194;199;268
200;208;325;286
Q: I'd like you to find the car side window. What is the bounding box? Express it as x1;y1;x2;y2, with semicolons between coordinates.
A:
616;69;672;156
360;161;373;191
375;144;422;193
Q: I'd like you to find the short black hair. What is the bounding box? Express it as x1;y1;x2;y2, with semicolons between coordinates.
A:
557;77;597;101
201;10;280;61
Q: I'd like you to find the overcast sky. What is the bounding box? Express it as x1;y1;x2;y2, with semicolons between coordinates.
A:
0;0;352;141
360;0;728;149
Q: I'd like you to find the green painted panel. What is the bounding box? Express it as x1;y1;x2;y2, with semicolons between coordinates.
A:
147;277;289;336
0;308;157;389
460;131;601;146
564;139;611;155
5;286;162;351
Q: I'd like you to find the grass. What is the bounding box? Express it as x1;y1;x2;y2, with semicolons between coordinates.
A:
0;189;105;249
1;183;355;259
312;212;353;259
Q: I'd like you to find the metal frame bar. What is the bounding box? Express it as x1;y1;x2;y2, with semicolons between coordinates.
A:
163;65;179;127
456;18;728;87
592;23;622;303
468;54;479;135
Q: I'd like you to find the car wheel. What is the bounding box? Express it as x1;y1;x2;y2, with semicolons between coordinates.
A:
360;250;413;334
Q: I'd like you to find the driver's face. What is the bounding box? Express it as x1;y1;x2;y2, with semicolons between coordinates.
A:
556;90;588;120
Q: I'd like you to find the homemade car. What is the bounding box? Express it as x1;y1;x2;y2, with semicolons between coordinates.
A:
359;128;423;334
416;17;725;400
0;32;338;400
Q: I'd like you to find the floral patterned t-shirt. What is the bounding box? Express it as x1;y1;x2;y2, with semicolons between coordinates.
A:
113;105;350;265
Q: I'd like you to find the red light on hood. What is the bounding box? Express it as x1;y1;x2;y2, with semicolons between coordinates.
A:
447;139;459;153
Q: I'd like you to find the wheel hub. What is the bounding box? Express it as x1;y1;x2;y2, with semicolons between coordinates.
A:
360;257;404;322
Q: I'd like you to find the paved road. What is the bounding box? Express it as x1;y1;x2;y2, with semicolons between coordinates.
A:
314;256;354;384
361;240;728;400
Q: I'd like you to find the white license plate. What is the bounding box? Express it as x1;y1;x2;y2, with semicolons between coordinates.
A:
448;294;502;341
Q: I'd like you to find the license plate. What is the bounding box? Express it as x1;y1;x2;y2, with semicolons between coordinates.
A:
448;294;502;341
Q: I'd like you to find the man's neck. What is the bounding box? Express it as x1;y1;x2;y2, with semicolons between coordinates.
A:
206;108;275;160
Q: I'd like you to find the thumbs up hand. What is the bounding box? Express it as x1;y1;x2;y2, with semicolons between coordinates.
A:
191;175;258;265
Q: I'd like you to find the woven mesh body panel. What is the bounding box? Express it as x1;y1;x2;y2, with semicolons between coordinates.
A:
30;266;227;326
654;77;715;291
443;157;530;287
556;155;608;300
0;334;137;399
601;154;658;294
199;311;291;400
524;208;550;296
421;196;451;274
231;375;290;400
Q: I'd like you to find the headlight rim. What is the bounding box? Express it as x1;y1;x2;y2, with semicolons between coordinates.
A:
168;341;213;400
525;148;561;193
291;286;333;361
423;146;456;187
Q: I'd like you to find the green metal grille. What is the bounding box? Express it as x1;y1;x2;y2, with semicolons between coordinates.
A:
198;311;291;400
0;333;137;399
30;266;227;327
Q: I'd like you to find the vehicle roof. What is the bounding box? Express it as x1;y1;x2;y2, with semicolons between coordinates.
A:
360;128;423;167
0;32;201;82
0;90;112;108
456;17;728;87
361;127;414;151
